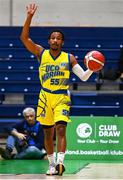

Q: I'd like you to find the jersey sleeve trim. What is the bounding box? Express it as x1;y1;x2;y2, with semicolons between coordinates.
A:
38;49;45;64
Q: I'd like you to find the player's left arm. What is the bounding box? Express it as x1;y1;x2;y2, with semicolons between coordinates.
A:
70;54;93;81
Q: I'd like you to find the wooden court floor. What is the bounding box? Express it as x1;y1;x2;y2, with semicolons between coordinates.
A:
0;139;123;179
0;159;123;179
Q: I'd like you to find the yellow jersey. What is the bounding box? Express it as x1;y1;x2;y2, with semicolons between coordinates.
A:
38;49;70;93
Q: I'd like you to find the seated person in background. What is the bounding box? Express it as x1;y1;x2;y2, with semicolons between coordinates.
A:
0;107;46;159
118;47;123;81
98;48;123;81
98;67;120;81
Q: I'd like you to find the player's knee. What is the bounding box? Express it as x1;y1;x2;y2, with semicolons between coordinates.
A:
44;128;54;140
56;125;66;138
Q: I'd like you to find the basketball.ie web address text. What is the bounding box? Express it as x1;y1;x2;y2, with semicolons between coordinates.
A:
65;150;123;155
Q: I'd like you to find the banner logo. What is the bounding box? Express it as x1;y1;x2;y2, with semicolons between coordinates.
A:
76;123;92;138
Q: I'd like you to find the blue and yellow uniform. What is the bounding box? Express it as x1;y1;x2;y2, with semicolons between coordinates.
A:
36;49;71;125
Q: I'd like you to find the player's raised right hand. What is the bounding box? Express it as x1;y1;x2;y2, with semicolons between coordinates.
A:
26;3;37;17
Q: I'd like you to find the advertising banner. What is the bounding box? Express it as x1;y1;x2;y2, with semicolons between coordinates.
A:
66;116;123;160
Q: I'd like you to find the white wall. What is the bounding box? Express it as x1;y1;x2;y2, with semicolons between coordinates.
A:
0;0;123;26
0;0;10;25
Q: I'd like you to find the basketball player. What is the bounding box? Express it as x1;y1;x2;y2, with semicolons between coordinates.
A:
20;3;93;176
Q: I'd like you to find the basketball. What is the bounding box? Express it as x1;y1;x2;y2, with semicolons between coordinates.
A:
84;50;105;72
